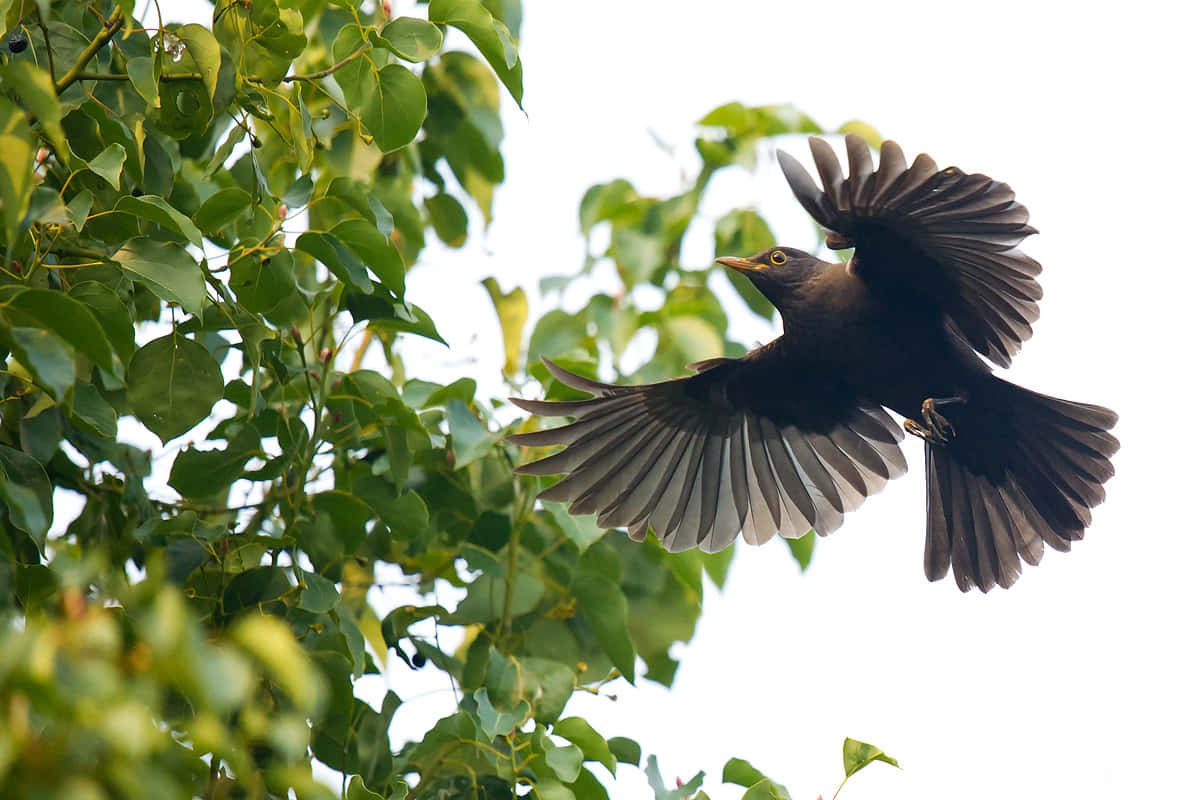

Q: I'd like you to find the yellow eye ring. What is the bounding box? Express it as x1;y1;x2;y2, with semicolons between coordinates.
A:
769;250;786;265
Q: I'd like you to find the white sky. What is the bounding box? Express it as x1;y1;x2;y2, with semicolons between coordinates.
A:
127;1;1200;797
399;1;1200;798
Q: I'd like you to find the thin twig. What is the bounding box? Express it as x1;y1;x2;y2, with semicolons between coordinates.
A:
281;42;371;83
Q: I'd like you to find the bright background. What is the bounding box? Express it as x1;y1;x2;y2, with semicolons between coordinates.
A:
399;1;1200;798
153;0;1200;797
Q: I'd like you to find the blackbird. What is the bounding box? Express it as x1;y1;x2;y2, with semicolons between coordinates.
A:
510;134;1118;591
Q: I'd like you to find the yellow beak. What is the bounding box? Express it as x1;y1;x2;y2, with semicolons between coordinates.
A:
715;256;760;272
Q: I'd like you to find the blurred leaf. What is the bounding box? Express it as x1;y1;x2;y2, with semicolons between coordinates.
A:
645;755;703;800
786;532;815;571
425;192;469;247
607;736;641;766
0;97;36;239
473;688;529;737
572;569;636;682
837;120;884;150
0;62;67;157
232;614;327;715
446;399;496;467
0;444;53;548
481;277;528;377
555;718;616;776
842;737;899;779
126;332;224;443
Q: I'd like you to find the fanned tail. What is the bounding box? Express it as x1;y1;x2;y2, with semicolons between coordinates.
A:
926;377;1118;591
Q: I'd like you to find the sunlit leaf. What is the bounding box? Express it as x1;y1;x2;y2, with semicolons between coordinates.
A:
842;737;900;779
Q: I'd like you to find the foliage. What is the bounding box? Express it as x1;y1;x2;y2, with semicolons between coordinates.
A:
0;0;892;797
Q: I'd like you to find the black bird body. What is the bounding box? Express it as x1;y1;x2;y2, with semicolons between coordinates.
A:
511;135;1118;591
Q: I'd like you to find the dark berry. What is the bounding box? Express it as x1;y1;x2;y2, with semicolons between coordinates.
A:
411;651;427;668
7;32;29;53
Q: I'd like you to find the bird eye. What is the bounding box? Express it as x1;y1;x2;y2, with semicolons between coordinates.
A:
769;250;786;265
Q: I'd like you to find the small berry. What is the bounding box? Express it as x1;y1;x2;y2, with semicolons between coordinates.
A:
6;32;29;53
411;651;427;668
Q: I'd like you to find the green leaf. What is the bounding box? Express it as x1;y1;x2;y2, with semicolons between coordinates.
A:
546;742;584;783
70;281;135;366
115;194;203;247
194;187;252;235
528;310;592;361
168;437;256;498
837;120;884;150
473;688;529;737
289;85;314;172
554;718;617;777
0;444;53;548
0;62;68;157
842;737;900;779
299;572;339;613
329;219;406;296
175;23;221;100
481;277;527;377
608;736;641;766
112;238;207;315
573;570;636;682
346;775;384;800
446;399;495;467
7;327;74;399
722;758;768;788
786;532;815;571
544;502;606;551
740;780;789;800
662;316;722;365
452;572;542;624
359;63;428;153
232;614;326;715
88;143;127;190
377;17;443;62
126;56;160;108
6;288;115;373
0;97;36;240
428;0;524;107
296;231;372;292
425;192;468;247
69;380;117;437
580;179;637;233
126;332;225;443
646;755;704;800
64;188;93;231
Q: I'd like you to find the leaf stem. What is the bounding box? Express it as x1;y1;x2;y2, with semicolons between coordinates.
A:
55;9;125;95
283;41;371;83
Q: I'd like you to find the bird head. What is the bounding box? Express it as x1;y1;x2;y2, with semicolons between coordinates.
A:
716;247;824;312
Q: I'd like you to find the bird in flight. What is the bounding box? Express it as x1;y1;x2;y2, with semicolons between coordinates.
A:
509;134;1118;592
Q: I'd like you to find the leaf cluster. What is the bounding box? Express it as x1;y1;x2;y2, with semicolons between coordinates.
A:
0;0;890;797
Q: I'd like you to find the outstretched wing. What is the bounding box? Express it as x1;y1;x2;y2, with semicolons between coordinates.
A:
509;355;907;554
778;135;1042;367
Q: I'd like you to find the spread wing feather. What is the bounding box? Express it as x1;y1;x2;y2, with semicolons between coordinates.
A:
778;135;1043;367
510;358;908;553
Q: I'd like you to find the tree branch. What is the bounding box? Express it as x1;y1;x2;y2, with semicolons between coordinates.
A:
55;10;125;95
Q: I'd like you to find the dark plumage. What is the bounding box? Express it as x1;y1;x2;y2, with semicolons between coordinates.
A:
510;134;1118;591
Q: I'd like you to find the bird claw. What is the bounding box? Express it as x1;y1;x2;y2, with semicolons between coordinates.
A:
904;397;961;446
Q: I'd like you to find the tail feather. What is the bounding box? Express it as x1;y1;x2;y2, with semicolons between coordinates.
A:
925;377;1118;591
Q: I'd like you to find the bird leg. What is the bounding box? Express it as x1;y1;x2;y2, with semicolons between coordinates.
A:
903;395;966;446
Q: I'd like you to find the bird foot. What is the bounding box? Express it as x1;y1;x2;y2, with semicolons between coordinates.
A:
903;396;963;446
